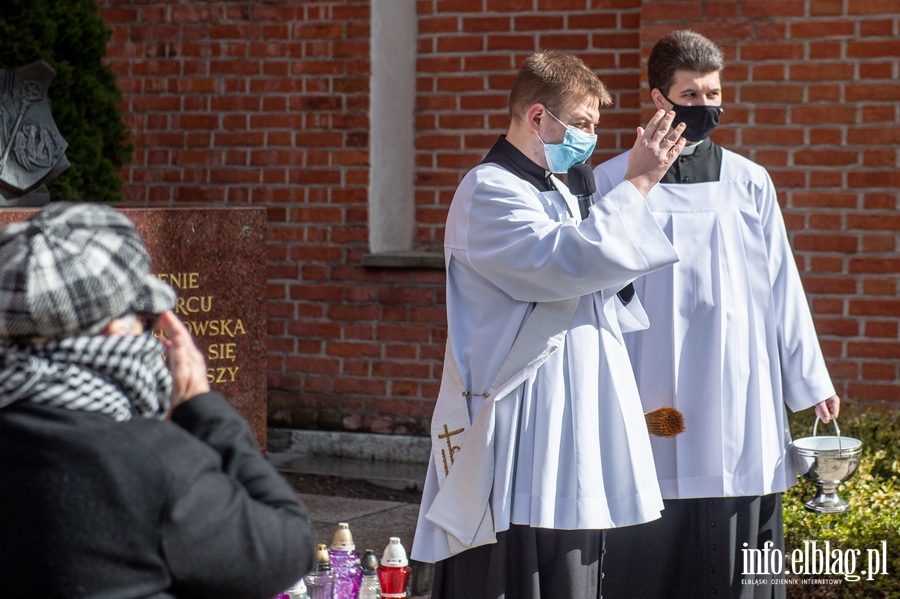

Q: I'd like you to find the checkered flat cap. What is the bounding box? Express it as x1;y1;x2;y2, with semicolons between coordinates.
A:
0;202;176;342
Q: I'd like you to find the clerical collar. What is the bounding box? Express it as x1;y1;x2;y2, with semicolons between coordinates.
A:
481;135;554;192
679;139;704;156
660;139;723;184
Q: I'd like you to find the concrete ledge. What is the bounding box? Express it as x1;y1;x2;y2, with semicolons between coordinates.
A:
268;429;431;491
360;251;444;269
272;455;427;491
268;428;431;464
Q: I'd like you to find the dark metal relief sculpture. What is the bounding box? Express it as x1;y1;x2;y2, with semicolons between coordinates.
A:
0;60;69;207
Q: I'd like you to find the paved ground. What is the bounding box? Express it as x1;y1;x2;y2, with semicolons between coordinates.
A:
280;471;424;504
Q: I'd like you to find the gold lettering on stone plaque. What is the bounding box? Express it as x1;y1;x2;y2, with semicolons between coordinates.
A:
157;272;200;289
174;295;214;315
154;272;247;385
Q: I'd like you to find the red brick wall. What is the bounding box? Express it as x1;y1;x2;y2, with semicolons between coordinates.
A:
99;0;900;434
415;0;644;248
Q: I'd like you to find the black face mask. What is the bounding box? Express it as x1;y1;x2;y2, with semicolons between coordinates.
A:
663;93;723;142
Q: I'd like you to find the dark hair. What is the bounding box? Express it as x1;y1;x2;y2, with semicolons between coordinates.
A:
508;51;611;121
648;30;725;95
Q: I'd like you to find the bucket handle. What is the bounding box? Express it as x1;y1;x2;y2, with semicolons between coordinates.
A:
812;417;843;455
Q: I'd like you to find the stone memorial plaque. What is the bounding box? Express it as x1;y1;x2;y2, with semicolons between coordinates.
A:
0;206;268;448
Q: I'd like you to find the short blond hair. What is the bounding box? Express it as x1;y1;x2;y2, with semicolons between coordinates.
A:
508;51;612;121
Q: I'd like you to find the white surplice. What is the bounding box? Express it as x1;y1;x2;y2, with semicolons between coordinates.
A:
593;146;836;500
411;163;679;563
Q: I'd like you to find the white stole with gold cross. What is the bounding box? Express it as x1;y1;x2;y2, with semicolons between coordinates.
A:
425;295;580;555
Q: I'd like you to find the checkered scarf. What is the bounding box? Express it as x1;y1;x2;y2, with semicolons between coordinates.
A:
0;333;172;421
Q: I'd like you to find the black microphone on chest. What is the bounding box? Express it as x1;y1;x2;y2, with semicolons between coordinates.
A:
567;162;636;305
567;162;596;220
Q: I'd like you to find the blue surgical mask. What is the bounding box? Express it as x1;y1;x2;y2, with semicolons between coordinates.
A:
537;110;597;173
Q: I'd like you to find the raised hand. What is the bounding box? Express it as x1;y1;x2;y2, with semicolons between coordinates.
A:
624;109;687;197
156;310;211;408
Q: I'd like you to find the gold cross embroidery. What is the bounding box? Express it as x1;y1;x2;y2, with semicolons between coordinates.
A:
438;423;465;476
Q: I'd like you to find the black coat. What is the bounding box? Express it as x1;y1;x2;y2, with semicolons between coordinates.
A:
0;392;316;598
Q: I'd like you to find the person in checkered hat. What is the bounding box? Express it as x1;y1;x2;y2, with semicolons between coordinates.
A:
0;203;315;597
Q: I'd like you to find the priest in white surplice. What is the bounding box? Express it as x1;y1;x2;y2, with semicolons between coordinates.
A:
594;31;841;599
412;51;687;599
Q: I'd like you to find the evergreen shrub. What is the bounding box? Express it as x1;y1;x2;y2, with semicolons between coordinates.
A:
0;0;131;202
785;409;900;598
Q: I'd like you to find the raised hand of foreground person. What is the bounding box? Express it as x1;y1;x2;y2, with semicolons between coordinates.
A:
625;109;687;197
156;310;211;408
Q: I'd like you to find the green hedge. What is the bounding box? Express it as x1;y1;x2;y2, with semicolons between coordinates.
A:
784;409;900;599
0;0;132;202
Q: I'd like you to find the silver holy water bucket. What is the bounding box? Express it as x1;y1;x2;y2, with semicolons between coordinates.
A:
790;418;862;514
